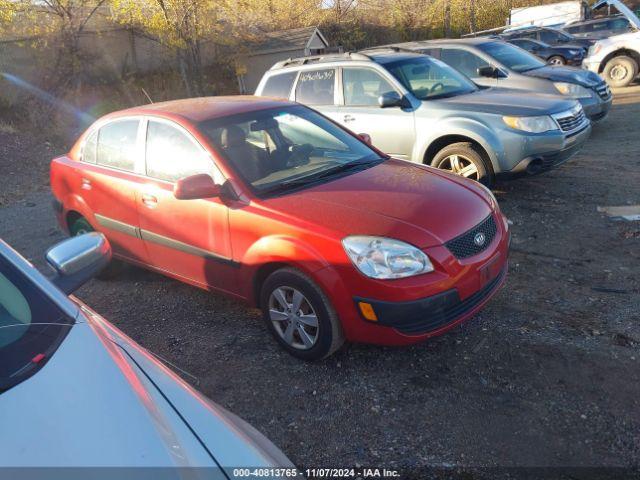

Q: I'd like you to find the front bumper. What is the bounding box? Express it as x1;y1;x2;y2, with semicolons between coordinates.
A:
579;87;612;122
496;122;591;179
312;212;511;345
354;265;506;335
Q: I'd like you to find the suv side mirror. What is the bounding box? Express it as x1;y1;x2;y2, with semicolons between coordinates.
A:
174;174;221;200
378;91;406;108
477;66;505;78
46;233;112;294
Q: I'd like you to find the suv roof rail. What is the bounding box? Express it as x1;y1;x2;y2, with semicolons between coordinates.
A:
359;46;419;55
270;51;372;70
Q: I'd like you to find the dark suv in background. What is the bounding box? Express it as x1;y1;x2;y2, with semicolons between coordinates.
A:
507;38;585;65
500;26;594;51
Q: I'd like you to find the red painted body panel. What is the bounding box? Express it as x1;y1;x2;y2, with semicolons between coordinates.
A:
50;97;509;347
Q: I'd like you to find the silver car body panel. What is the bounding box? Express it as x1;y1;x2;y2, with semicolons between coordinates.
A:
0;239;294;473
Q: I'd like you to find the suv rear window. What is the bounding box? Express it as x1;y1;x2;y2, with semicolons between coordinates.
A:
261;72;297;98
295;69;335;105
0;256;73;393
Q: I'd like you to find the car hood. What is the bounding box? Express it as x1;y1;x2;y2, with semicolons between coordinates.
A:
429;88;577;117
524;65;604;87
260;159;494;248
593;0;640;30
0;307;293;471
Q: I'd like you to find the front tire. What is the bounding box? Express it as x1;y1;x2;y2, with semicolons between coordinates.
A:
260;268;344;361
431;142;493;187
548;55;566;66
603;55;638;88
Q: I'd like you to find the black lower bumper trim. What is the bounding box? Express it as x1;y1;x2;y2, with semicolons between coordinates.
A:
355;266;507;335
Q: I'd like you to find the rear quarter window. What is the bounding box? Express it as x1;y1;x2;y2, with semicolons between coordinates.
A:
96;119;139;171
81;130;98;164
260;72;297;98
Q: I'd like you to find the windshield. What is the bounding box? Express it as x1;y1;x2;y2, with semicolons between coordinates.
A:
479;41;546;73
199;105;384;196
384;56;478;100
0;256;73;393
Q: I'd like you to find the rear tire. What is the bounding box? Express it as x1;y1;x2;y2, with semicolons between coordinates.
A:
68;216;122;279
548;55;566;66
603;55;638;88
260;268;344;361
431;142;493;187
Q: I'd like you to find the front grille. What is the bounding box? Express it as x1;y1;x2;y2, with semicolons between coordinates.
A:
595;83;611;100
445;215;497;259
394;266;507;335
555;107;587;132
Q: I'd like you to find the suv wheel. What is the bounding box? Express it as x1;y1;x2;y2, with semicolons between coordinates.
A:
431;142;493;186
260;268;344;361
548;55;566;66
68;216;122;279
603;55;638;88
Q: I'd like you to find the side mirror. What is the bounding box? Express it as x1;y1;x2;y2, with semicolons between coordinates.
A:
478;66;499;78
358;133;372;145
378;91;405;108
46;233;111;294
174;174;221;200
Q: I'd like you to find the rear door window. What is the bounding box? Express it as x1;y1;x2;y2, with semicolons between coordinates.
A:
96;119;140;171
145;120;221;183
295;69;336;105
0;256;72;394
260;72;297;98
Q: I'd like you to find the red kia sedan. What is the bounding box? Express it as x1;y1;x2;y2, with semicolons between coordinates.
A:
51;96;509;360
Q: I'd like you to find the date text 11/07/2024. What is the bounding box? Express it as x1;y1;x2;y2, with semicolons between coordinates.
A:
231;468;401;478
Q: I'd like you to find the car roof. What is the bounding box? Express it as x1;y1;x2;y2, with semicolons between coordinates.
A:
416;37;496;46
268;48;427;71
568;15;625;26
107;96;296;123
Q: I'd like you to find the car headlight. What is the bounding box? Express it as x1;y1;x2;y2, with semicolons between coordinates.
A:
553;82;593;99
502;115;557;133
342;236;434;279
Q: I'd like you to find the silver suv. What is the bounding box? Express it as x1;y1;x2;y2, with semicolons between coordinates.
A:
255;49;591;186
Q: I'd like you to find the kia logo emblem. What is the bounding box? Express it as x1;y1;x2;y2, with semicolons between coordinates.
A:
473;232;486;247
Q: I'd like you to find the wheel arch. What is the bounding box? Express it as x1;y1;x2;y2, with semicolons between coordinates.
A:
241;235;333;307
422;133;496;176
599;48;640;73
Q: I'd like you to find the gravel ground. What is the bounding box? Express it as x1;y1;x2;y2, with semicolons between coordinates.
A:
1;88;639;478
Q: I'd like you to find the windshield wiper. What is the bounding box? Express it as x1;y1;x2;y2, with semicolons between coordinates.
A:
260;159;382;196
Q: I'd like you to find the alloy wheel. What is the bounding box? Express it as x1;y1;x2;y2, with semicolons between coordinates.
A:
438;154;479;180
268;286;319;350
549;57;563;66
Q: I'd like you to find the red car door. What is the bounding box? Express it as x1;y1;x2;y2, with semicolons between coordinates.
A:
78;118;149;264
136;118;235;293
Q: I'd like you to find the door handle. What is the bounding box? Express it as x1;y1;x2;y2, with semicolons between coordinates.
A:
81;178;92;190
141;193;158;208
343;115;356;123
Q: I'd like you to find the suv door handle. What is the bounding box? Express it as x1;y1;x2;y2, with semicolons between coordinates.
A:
81;178;92;190
141;193;158;208
343;115;356;123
